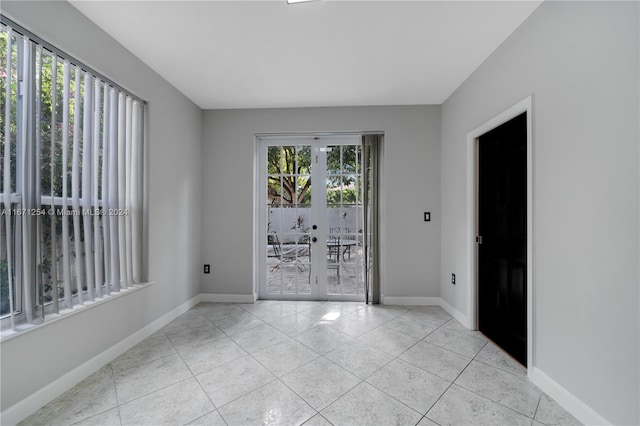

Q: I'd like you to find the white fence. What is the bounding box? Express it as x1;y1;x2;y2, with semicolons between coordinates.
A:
268;206;363;243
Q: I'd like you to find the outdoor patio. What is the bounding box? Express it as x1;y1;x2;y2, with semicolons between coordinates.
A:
266;244;365;297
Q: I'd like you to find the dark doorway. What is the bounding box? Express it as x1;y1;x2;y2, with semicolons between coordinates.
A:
478;112;527;366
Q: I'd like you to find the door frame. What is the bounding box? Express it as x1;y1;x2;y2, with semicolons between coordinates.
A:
254;133;366;301
466;96;533;376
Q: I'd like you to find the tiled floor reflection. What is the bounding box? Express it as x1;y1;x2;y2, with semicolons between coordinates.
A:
20;301;582;426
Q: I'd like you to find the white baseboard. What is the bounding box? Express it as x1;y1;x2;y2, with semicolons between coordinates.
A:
530;367;610;426
1;295;201;426
382;296;441;306
200;293;256;303
438;297;470;328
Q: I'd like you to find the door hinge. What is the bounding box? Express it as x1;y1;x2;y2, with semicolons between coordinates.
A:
315;276;318;285
476;236;483;244
315;155;318;164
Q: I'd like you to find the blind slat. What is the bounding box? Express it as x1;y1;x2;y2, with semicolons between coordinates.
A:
109;89;120;292
92;79;103;298
71;67;83;305
81;72;95;301
124;97;133;286
3;27;16;328
102;84;111;295
20;38;33;322
50;54;59;314
61;60;73;310
131;102;141;284
117;93;127;289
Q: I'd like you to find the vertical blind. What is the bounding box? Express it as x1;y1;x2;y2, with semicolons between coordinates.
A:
0;18;146;330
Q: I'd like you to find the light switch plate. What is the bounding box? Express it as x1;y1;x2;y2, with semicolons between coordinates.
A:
424;212;431;222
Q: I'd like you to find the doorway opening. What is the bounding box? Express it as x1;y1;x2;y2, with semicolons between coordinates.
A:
255;134;380;302
467;96;533;372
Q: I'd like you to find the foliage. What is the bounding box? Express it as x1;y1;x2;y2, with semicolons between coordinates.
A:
267;145;361;206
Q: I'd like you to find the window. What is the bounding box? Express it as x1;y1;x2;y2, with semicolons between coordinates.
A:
0;17;146;331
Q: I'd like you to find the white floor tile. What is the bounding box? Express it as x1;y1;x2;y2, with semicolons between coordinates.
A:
366;359;450;414
187;410;227;426
111;333;177;372
179;337;248;376
114;353;192;403
218;381;315;426
455;360;542;417
399;341;471;381
295;325;354;354
196;355;275;408
302;414;334;426
383;315;439;340
475;341;527;377
252;337;320;376
534;393;583;425
424;327;487;358
70;407;121;426
21;366;117;426
119;378;213;426
325;339;394;379
281;357;361;411
427;384;531;425
230;323;289;354
321;382;422;426
357;326;419;356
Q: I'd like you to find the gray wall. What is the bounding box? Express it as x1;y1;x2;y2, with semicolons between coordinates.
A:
1;1;203;411
202;106;441;299
440;1;639;424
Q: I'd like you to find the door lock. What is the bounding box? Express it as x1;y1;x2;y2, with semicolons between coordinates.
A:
312;225;317;230
312;237;318;243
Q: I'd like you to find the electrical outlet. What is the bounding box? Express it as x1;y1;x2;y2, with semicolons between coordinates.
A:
451;273;456;285
204;264;210;274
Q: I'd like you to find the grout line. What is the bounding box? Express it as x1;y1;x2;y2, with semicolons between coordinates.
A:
109;363;124;426
533;392;543;422
211;376;281;412
422;352;475;418
453;378;538;421
189;409;229;426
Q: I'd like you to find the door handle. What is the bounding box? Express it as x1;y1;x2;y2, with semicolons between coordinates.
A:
476;236;483;244
312;237;318;243
312;225;317;230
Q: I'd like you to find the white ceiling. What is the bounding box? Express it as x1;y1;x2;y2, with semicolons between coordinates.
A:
70;0;542;109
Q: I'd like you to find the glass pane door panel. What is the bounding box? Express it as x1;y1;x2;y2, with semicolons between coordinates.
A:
266;144;312;297
325;144;364;297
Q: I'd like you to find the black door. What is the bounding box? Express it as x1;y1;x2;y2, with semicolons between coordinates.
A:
478;112;527;366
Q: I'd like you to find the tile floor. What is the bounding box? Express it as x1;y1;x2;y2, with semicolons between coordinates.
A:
20;301;582;426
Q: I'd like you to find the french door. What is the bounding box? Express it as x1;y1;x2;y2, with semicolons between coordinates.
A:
257;135;366;301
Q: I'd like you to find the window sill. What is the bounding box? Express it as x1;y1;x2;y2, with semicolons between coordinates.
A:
0;282;155;343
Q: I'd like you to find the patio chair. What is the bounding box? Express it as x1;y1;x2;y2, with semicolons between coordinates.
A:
270;234;311;282
327;234;341;280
